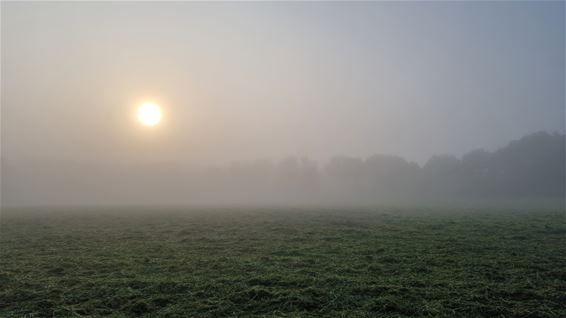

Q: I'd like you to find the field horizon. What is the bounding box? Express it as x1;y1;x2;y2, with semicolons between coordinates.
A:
2;1;564;317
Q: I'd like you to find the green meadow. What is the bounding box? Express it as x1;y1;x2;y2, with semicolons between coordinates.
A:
1;207;564;317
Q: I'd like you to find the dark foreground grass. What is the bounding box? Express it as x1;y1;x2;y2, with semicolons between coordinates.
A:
1;207;565;317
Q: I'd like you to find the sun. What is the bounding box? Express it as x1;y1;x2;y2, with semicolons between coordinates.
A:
137;102;162;126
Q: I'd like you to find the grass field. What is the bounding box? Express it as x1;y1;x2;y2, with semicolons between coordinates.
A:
1;207;565;317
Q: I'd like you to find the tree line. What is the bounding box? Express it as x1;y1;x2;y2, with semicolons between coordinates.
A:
3;131;564;206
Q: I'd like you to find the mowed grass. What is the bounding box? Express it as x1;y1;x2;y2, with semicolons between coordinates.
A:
1;207;565;317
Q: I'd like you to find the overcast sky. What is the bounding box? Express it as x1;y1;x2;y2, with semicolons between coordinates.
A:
2;1;564;165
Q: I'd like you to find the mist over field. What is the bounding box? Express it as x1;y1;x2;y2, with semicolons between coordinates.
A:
3;131;565;207
1;2;565;317
2;2;564;209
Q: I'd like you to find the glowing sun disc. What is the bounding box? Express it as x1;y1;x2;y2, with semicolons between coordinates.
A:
137;103;162;126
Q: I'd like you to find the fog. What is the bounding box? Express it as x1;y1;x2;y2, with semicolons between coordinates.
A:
1;2;564;207
3;132;564;207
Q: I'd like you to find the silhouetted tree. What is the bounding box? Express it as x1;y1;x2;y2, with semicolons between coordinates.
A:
3;131;564;206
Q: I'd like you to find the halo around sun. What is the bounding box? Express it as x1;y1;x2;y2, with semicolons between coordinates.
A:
137;102;162;126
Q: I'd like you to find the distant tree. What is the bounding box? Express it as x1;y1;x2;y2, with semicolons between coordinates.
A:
364;154;419;199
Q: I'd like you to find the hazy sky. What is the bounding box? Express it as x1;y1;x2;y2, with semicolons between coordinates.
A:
2;1;564;165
